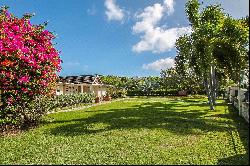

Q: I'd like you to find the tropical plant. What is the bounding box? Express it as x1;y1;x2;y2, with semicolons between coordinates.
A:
175;0;249;110
0;7;61;127
160;66;204;95
50;93;95;110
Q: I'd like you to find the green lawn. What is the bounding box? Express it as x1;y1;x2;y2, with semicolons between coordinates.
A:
0;97;248;165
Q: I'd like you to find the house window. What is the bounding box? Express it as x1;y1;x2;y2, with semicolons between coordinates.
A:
57;89;60;92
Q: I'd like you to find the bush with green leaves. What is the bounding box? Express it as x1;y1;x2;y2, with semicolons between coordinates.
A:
0;93;95;131
0;7;62;131
105;86;126;99
0;95;51;131
51;93;95;109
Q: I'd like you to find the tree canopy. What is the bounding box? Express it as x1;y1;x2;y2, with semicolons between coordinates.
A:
175;0;249;110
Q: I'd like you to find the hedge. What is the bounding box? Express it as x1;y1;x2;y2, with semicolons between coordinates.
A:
0;92;95;132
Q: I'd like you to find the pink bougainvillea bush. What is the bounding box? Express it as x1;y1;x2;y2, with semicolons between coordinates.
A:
0;6;61;129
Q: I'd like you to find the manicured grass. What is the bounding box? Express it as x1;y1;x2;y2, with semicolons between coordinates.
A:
0;97;248;165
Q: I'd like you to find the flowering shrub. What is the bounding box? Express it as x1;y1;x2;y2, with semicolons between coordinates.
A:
0;7;61;128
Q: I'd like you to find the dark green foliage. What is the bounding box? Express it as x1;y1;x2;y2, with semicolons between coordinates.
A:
101;74;207;97
101;75;163;97
0;93;95;132
100;75;128;99
160;67;204;93
176;0;249;110
49;93;95;109
107;88;127;99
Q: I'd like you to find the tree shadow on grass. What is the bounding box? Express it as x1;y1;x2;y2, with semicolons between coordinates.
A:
43;99;249;165
166;98;226;108
218;154;249;165
45;101;233;137
217;103;249;165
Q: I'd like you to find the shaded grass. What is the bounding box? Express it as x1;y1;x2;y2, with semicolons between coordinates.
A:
0;97;248;165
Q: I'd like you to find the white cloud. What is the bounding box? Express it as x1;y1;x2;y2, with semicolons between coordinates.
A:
164;0;174;15
133;26;192;53
105;0;124;21
132;0;191;53
142;57;175;71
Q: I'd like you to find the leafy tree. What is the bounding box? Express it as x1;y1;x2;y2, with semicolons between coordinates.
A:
101;75;162;96
100;75;127;98
175;0;249;110
139;76;161;95
160;66;203;94
160;67;179;90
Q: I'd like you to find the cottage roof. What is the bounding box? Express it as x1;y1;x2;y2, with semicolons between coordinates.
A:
58;75;102;84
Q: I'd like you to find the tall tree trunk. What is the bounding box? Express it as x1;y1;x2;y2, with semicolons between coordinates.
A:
211;64;217;106
238;76;241;116
204;76;214;110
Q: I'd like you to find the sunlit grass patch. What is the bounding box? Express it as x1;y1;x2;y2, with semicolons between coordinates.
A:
0;97;248;165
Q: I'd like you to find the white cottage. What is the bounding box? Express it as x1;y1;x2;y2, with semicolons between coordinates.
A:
56;75;107;97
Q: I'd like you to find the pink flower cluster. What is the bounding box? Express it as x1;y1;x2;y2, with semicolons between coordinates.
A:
0;9;61;105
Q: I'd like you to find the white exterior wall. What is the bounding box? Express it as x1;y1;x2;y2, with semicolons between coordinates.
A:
56;83;64;95
101;89;107;96
239;89;248;101
230;86;238;97
56;83;106;97
92;85;107;97
227;87;249;123
242;103;249;123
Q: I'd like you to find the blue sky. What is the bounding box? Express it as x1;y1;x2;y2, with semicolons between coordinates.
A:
1;0;249;77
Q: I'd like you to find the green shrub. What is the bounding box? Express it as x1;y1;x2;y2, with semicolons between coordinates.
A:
0;96;50;131
52;93;95;109
105;86;127;99
0;93;95;132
